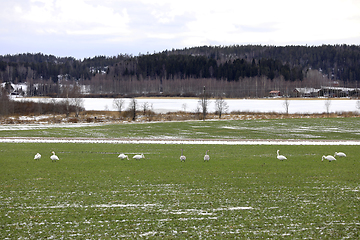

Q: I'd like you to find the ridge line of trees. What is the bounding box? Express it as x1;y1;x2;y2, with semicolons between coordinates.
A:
0;44;360;98
132;54;303;81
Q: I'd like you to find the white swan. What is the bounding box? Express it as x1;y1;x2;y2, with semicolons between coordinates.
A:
277;150;287;160
334;152;346;157
118;153;129;160
204;150;210;161
322;155;336;162
133;153;145;160
50;151;59;162
34;153;41;160
180;149;186;162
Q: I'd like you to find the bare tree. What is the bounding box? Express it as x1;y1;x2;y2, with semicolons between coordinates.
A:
0;87;10;116
146;103;154;121
128;98;137;121
50;98;58;121
62;85;71;117
71;98;84;117
113;98;125;115
63;97;71;117
194;105;201;120
141;101;149;115
325;97;331;116
36;98;43;115
198;86;209;121
215;97;229;119
68;84;84;117
283;96;290;114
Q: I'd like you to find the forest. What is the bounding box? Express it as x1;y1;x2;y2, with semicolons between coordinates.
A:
0;44;360;98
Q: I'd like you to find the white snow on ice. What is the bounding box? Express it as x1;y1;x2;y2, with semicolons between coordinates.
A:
12;97;360;114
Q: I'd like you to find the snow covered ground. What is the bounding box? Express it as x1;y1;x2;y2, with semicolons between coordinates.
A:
6;97;360;145
12;97;360;114
1;137;359;145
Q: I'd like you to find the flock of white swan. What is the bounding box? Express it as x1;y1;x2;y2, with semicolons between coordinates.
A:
277;149;346;162
33;151;145;162
34;149;346;162
118;153;145;160
33;151;59;162
116;150;209;162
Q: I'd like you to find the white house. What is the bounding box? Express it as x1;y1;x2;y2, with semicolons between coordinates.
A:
293;88;321;97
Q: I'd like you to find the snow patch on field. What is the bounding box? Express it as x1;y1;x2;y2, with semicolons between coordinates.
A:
0;137;359;145
0;123;103;131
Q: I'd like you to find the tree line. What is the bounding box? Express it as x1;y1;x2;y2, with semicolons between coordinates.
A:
0;53;131;83
126;54;303;81
0;44;360;98
164;44;360;82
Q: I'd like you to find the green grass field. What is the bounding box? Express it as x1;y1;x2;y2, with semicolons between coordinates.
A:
1;118;360;238
1;143;359;238
1;117;360;140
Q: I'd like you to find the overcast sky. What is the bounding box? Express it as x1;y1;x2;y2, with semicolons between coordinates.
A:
1;0;360;59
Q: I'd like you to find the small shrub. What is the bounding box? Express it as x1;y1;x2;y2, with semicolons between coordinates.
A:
68;117;79;123
86;117;94;123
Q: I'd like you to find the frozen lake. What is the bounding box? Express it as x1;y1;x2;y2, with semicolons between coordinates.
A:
13;97;360;114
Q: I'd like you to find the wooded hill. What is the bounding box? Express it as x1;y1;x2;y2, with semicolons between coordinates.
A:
1;44;360;98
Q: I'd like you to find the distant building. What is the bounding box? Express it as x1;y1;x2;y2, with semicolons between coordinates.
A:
293;86;360;98
293;88;320;97
269;90;281;97
319;86;360;97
